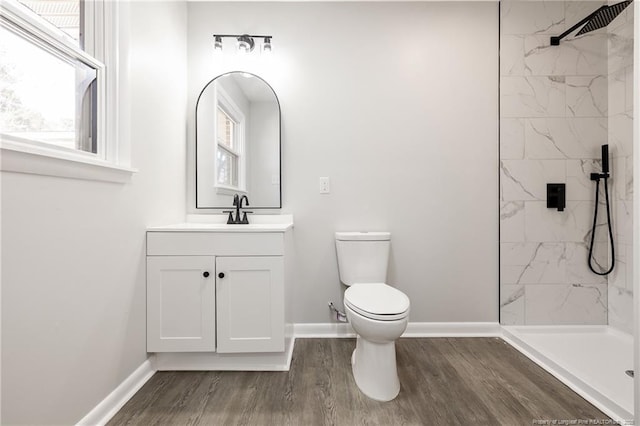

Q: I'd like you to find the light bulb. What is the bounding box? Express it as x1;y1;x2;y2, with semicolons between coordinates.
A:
213;36;223;53
237;35;254;54
262;37;272;53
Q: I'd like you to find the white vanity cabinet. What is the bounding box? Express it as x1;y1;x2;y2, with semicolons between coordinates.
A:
215;256;284;353
146;222;293;370
147;255;216;352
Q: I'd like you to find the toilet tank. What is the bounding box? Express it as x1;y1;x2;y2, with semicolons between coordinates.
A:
335;232;391;286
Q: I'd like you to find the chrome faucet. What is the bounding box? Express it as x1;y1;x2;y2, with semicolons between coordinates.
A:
225;194;251;224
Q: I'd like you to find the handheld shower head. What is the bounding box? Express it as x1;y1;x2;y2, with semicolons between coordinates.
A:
590;144;610;181
601;144;609;175
588;143;615;275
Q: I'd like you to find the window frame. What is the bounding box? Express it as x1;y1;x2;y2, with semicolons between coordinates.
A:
215;107;239;187
214;85;246;195
0;0;135;183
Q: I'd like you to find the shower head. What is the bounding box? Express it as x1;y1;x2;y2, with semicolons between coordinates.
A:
550;0;632;45
576;1;632;36
601;144;609;175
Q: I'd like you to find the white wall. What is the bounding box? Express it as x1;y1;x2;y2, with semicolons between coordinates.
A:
187;2;499;323
0;2;187;424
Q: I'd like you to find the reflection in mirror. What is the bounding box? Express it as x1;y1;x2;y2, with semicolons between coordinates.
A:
196;72;281;208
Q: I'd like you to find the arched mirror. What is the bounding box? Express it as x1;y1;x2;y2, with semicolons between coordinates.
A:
196;72;281;209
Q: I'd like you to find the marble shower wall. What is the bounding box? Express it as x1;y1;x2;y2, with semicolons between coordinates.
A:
500;0;622;325
607;2;634;334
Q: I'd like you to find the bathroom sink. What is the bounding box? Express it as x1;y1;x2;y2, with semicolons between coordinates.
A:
148;215;293;233
148;223;292;232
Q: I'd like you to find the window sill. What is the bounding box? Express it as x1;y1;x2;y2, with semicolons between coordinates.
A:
215;185;247;196
1;140;137;183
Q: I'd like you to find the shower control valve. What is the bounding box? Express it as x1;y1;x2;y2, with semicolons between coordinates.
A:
547;183;566;212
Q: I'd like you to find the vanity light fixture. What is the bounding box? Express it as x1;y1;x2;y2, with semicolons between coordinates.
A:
212;34;273;54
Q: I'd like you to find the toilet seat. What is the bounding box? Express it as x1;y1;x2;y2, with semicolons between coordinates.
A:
344;283;410;321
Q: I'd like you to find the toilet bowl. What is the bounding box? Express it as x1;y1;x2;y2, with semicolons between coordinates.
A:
345;283;409;401
335;232;411;402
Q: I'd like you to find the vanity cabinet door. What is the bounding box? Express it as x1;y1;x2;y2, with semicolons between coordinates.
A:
147;256;216;352
216;256;284;353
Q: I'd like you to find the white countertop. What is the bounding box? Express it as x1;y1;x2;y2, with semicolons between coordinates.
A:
147;214;293;233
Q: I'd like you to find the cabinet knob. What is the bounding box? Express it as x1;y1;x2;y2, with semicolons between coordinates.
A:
203;271;210;278
218;272;225;279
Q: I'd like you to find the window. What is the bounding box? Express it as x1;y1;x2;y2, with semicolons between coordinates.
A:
216;107;239;187
0;0;133;182
16;0;82;46
0;23;98;153
214;85;245;193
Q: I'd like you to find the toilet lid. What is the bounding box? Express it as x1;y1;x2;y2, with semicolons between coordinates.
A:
344;283;410;320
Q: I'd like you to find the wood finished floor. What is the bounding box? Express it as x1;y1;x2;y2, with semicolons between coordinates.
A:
108;338;608;425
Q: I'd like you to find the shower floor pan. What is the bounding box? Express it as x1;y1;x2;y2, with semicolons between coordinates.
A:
502;325;634;423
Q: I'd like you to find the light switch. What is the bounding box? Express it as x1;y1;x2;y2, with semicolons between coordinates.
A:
319;177;330;194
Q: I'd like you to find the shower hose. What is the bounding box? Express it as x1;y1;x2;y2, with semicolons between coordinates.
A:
588;176;615;275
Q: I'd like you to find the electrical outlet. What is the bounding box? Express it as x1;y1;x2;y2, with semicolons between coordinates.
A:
319;177;330;194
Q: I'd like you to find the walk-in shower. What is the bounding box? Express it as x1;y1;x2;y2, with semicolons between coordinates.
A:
499;0;635;422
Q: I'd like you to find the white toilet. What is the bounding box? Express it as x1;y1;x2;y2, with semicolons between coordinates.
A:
335;231;410;402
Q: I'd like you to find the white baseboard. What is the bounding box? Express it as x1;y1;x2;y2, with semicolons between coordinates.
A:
76;359;155;426
293;321;501;338
293;322;356;338
403;322;502;337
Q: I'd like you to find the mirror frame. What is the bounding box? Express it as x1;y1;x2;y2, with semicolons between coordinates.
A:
195;71;282;209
